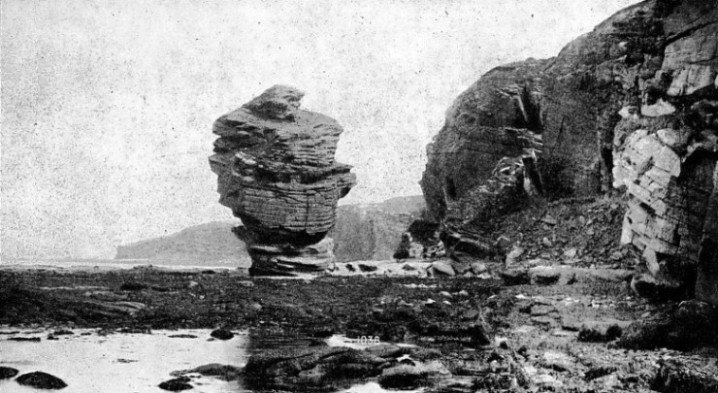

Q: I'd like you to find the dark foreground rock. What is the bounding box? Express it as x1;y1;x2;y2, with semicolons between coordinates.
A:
244;347;386;392
652;358;718;393
171;364;242;381
16;372;67;389
378;361;449;390
619;300;718;350
210;328;233;340
8;336;41;342
577;319;631;343
0;367;19;379
158;376;192;391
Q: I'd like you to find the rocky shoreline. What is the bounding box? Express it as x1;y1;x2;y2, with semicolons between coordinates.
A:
2;260;716;392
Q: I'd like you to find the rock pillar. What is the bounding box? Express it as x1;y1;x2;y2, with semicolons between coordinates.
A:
209;86;355;276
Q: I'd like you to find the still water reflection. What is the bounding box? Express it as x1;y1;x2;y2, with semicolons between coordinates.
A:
0;329;248;393
0;329;421;393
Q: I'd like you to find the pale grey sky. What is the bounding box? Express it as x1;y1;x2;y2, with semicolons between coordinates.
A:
1;0;640;259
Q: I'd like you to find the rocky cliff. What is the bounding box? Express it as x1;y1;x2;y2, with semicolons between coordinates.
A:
331;196;428;262
421;0;717;303
209;86;355;275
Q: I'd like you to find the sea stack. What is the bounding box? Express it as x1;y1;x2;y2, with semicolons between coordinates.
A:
209;85;356;276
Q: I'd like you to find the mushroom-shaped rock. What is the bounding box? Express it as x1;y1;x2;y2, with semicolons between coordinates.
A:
210;86;356;275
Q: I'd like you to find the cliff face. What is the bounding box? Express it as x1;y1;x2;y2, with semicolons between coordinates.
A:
421;59;546;221
421;0;718;303
209;86;356;275
331;196;427;262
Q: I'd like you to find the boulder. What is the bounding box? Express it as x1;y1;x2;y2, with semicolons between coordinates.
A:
630;272;686;301
378;361;449;390
8;337;41;342
619;300;718;350
430;261;455;276
243;347;385;392
210;329;234;340
158;377;193;391
652;358;718;393
16;372;67;390
500;269;529;286
528;266;561;285
171;364;242;381
577;319;631;342
0;367;18;380
539;351;575;373
168;334;197;339
209;86;355;275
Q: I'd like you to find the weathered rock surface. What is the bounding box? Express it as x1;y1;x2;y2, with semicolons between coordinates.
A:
611;1;718;297
421;59;545;222
243;347;386;392
651;357;718;393
170;364;242;381
378;361;450;390
209;86;355;275
696;162;718;304
420;0;718;302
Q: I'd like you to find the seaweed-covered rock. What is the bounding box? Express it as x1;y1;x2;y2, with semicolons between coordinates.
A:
243;347;385;392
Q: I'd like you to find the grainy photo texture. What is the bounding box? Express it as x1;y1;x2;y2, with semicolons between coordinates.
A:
1;0;717;392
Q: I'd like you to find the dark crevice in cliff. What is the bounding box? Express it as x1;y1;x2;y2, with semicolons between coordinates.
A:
444;177;458;201
519;84;543;132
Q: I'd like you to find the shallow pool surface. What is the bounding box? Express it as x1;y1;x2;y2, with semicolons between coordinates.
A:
0;328;249;393
0;328;428;393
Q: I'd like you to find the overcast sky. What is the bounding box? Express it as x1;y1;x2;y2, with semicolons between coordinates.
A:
1;0;640;260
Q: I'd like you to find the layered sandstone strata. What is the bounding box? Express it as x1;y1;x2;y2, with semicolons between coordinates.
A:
209;86;355;275
420;0;717;302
